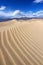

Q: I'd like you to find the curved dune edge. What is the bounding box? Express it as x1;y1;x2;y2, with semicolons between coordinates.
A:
0;19;43;65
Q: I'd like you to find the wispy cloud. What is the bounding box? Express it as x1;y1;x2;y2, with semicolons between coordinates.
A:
33;0;43;3
0;9;43;19
0;6;6;10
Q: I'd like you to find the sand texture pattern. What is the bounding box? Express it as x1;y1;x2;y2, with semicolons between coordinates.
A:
0;19;43;65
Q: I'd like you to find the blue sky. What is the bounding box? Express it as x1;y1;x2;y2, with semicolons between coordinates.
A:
0;0;43;18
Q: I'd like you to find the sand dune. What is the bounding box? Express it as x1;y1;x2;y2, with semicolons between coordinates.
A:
0;19;43;65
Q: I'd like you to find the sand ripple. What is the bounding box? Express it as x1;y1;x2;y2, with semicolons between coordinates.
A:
0;20;43;65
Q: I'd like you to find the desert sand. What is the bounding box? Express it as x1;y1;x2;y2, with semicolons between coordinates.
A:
0;19;43;65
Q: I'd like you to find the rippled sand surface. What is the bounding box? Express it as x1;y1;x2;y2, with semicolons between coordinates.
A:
0;19;43;65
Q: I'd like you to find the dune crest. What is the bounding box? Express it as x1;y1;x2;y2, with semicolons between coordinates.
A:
0;19;43;65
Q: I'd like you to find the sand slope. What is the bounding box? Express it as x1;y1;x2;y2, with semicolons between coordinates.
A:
0;19;43;65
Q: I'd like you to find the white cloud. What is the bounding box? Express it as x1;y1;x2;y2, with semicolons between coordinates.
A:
0;10;43;19
12;10;20;16
0;6;6;10
34;10;43;17
33;0;43;3
0;10;26;18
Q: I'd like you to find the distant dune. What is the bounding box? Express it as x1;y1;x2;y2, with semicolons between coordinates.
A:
0;19;43;65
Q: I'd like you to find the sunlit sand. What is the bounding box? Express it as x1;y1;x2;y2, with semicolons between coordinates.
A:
0;19;43;65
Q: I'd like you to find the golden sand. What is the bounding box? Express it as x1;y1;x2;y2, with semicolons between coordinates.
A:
0;19;43;65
